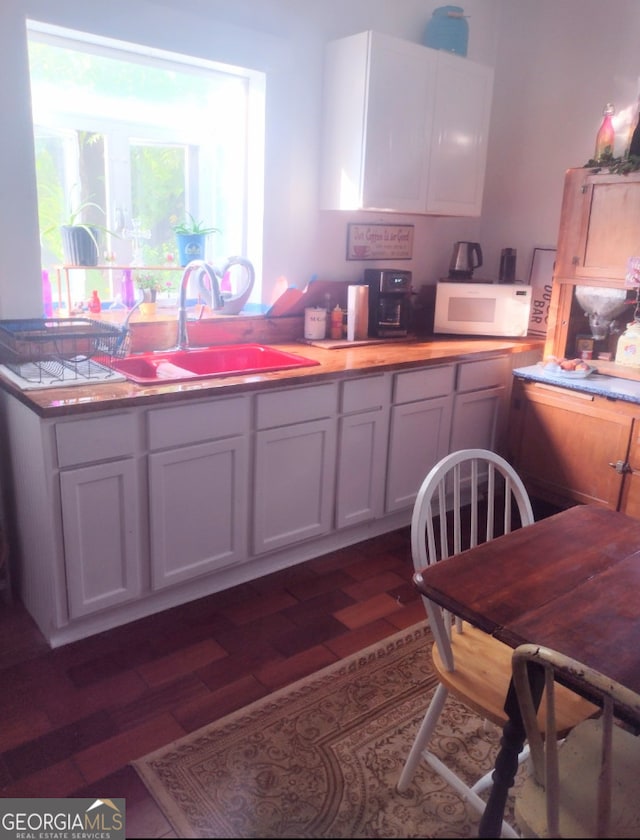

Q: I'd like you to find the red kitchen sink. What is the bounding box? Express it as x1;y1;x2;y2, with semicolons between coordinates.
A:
109;343;320;384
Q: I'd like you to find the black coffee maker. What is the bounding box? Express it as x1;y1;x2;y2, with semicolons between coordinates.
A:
364;269;412;337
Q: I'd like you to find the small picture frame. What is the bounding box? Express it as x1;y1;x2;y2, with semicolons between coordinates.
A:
346;223;414;261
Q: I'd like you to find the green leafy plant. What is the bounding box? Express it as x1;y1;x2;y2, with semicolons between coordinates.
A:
40;180;117;237
135;271;176;300
170;212;219;236
584;153;640;175
63;199;104;228
135;271;162;290
41;187;120;266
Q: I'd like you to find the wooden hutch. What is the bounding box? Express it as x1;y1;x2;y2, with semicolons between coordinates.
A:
508;167;640;516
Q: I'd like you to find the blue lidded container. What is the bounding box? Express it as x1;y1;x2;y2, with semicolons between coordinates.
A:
424;6;469;57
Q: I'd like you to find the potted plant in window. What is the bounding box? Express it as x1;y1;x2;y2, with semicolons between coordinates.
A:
60;200;114;267
171;213;220;267
135;270;165;317
41;191;120;267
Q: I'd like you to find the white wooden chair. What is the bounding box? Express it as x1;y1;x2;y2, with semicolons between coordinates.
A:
396;449;595;838
512;643;640;838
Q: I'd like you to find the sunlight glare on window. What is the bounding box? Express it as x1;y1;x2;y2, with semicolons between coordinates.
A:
27;22;264;311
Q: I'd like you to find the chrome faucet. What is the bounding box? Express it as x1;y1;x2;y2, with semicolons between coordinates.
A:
114;295;144;355
177;260;223;350
122;296;143;330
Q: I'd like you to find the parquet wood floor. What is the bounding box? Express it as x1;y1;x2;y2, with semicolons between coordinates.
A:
0;527;423;838
0;496;558;838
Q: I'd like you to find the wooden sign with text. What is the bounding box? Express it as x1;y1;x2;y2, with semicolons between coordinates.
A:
346;224;414;261
527;247;555;336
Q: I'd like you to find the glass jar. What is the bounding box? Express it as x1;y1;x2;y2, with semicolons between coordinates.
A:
615;321;640;366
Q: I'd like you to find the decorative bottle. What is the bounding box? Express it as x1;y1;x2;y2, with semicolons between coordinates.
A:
121;269;135;308
594;103;615;160
87;290;101;313
41;269;53;317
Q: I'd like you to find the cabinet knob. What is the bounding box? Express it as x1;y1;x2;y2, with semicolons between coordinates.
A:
608;460;631;474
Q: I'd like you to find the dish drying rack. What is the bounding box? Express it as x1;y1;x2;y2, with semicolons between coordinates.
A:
0;318;130;385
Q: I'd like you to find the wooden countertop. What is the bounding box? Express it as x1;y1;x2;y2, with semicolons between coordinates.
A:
0;336;543;418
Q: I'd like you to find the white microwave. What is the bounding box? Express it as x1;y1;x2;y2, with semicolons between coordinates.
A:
434;282;532;337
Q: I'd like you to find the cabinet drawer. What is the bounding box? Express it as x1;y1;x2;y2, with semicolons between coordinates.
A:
457;356;508;392
56;413;137;467
147;396;250;450
393;365;455;404
256;382;338;428
341;375;391;413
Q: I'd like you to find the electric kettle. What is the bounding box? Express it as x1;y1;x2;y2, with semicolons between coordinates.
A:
449;241;483;279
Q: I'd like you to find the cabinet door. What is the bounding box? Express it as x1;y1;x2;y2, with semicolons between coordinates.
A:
321;31;434;213
361;34;434;213
618;417;640;518
60;459;142;618
253;418;337;553
555;169;640;285
336;409;388;528
426;51;493;216
509;380;632;509
149;437;248;589
450;385;506;453
386;395;453;512
451;356;509;453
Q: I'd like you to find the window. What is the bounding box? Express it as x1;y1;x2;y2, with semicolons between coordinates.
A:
27;21;265;310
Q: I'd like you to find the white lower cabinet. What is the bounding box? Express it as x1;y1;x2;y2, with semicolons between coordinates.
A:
56;411;143;619
253;382;338;553
147;396;250;588
60;458;142;619
5;349;526;646
336;375;391;529
450;356;510;453
450;387;506;452
386;365;455;512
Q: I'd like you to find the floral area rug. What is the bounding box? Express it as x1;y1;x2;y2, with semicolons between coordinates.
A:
133;621;519;838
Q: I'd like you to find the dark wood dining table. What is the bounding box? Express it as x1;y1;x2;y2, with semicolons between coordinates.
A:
412;503;640;838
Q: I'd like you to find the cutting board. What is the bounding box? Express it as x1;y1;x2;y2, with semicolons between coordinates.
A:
266;279;351;317
265;288;304;317
298;338;390;349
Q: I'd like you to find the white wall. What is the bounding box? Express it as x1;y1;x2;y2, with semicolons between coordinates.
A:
480;0;640;286
1;0;639;319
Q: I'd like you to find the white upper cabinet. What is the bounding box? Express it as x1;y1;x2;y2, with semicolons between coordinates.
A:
426;49;494;215
320;31;494;216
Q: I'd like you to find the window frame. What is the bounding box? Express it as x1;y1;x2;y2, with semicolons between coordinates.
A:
27;19;265;306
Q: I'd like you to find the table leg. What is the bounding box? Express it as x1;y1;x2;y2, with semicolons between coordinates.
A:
478;665;544;838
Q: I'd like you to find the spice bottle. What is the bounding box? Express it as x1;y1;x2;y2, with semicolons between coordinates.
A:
594;103;615;160
330;305;343;339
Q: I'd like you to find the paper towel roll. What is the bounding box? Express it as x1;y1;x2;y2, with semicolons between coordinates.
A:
347;285;369;340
